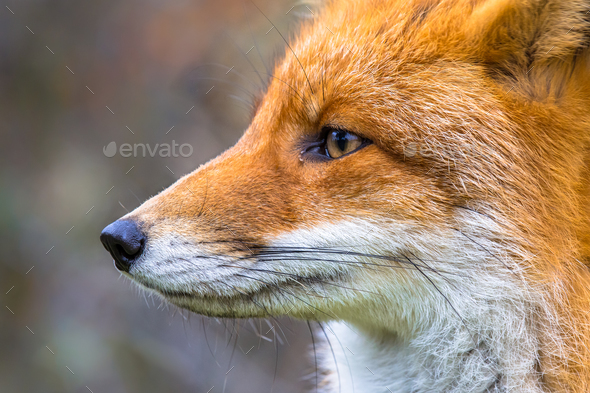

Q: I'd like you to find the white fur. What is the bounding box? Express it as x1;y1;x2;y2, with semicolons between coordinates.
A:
129;208;559;392
130;238;238;295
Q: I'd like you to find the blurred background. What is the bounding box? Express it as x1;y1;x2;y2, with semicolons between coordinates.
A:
0;1;316;392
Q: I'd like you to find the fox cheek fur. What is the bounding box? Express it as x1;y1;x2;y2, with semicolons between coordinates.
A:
101;0;590;392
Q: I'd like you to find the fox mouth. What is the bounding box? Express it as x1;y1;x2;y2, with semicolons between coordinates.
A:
136;268;344;300
131;263;348;318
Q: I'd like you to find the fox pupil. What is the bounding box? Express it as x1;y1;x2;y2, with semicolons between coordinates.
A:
336;131;347;152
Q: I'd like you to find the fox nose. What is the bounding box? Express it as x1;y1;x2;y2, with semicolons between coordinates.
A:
100;220;145;272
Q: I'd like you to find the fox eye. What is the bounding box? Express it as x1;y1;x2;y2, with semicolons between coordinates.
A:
300;127;370;161
325;129;364;158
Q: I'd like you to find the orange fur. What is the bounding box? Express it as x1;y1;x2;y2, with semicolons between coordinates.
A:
121;0;590;390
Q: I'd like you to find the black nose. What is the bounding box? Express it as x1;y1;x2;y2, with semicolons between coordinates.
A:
100;220;145;272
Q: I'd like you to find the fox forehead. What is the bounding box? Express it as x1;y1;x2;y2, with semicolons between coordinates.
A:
255;1;504;153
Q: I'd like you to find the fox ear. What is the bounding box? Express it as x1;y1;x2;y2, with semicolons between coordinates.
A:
465;0;590;96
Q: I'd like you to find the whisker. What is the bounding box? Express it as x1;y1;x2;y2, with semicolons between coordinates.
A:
307;321;319;393
195;249;449;277
252;254;462;277
244;267;383;296
223;319;237;349
272;326;279;393
269;319;289;346
202;318;222;367
242;1;271;81
217;281;294;345
194;62;262;90
226;331;239;379
186;74;258;101
401;254;478;349
197;170;208;218
218;280;273;316
260;72;309;106
247;319;264;349
224;32;267;88
235;273;338;320
249;1;316;96
197;241;469;276
317;321;341;393
454;229;520;279
406;251;458;288
237;273;323;299
326;322;355;393
321;54;326;103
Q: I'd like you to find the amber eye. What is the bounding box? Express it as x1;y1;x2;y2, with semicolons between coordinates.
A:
326;130;363;158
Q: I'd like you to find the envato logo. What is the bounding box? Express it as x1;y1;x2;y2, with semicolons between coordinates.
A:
103;141;193;158
403;142;434;158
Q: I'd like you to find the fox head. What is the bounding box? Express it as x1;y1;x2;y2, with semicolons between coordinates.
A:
101;0;590;390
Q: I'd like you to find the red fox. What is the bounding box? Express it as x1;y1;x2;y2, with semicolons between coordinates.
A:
100;0;590;391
